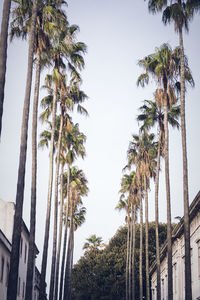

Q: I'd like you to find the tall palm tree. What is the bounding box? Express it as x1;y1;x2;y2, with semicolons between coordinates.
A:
137;99;180;300
58;122;86;300
116;196;131;300
118;171;138;300
54;114;87;300
39;26;87;300
127;133;157;300
147;2;198;297
0;0;12;137
137;44;182;298
10;2;66;298
63;166;88;300
137;42;194;298
6;1;39;299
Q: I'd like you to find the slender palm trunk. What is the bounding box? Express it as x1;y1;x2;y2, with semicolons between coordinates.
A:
0;0;12;137
163;86;173;300
126;218;130;300
39;82;57;300
67;223;74;300
54;162;64;300
129;206;133;300
179;25;192;300
25;50;41;300
49;111;64;300
131;205;136;300
139;194;143;300
6;1;38;299
155;128;162;300
63;191;74;300
144;175;150;300
59;164;70;300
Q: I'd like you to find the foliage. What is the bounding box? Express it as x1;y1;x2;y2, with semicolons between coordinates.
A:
71;222;167;300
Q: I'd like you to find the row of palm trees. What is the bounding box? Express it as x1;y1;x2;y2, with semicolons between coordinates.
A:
117;33;196;300
0;0;89;300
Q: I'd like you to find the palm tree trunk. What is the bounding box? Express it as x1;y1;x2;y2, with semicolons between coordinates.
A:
49;111;64;300
59;164;70;300
139;194;143;300
54;162;64;300
0;0;11;137
163;87;173;300
129;206;133;300
179;25;192;300
63;191;74;300
67;222;74;300
144;175;150;300
6;1;38;299
59;197;69;300
25;49;41;300
155;128;162;300
39;82;57;300
126;218;130;300
131;205;136;300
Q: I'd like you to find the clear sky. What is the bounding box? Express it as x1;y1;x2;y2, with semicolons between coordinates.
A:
0;0;200;283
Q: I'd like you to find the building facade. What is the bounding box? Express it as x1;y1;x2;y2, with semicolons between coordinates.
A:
0;198;40;300
150;192;200;300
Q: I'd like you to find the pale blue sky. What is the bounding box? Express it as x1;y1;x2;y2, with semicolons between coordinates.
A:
0;0;200;281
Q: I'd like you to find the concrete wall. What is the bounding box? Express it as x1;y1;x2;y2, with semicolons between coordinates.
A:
0;199;40;300
151;209;200;300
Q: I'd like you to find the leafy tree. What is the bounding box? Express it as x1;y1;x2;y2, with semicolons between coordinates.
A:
72;223;167;300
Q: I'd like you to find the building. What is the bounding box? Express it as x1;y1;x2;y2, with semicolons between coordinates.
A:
0;198;40;300
150;191;200;300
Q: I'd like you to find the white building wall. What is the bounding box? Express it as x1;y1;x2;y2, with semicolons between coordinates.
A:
0;199;40;300
0;233;10;300
0;199;15;243
151;208;200;300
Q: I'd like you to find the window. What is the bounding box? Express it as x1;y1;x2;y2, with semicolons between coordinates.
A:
173;263;177;293
6;262;9;286
20;238;23;257
24;243;27;264
22;282;25;298
198;241;200;277
0;256;5;283
18;277;21;296
161;278;164;300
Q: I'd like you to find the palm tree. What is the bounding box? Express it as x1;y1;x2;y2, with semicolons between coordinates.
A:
116;196;131;300
39;26;87;300
6;1;39;299
137;42;194;298
54;113;87;300
137;44;183;298
63;166;88;300
83;234;103;250
139;189;143;300
10;2;66;298
0;0;12;137
137;99;180;300
58;122;87;300
147;2;198;297
127;133;157;300
118;171;138;300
